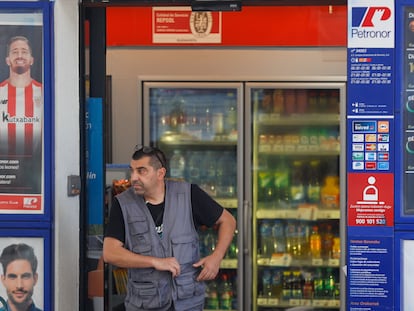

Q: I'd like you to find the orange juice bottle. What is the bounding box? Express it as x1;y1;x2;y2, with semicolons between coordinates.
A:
321;176;339;209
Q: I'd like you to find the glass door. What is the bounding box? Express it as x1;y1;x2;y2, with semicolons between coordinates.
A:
143;82;243;311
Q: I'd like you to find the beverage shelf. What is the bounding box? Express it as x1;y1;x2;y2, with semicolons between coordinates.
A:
257;298;340;309
257;113;340;125
257;256;340;268
220;259;238;269
256;206;340;220
215;198;238;208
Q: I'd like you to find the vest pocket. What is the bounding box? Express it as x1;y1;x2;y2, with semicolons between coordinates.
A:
128;281;171;309
171;235;198;264
129;216;151;255
175;272;207;299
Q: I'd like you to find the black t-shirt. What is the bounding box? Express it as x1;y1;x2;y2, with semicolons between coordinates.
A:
105;184;224;244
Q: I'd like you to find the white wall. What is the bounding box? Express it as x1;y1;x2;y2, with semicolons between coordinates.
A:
107;47;347;163
54;0;80;310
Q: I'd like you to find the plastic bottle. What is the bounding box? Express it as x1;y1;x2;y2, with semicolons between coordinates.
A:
290;161;305;206
285;221;298;257
219;273;233;310
322;224;334;260
205;281;220;309
187;151;203;184
224;95;237;135
169;98;186;133
291;270;303;299
296;222;309;259
204;228;216;255
271;220;286;254
324;268;335;299
331;236;341;259
282;270;292;300
259;220;273;257
302;272;314;300
199;151;217;197
307;160;321;204
313;268;324;299
271;270;283;298
273;158;290;208
216;151;236;198
169;150;186;180
262;269;273;298
309;225;322;259
321;176;340;209
272;89;284;114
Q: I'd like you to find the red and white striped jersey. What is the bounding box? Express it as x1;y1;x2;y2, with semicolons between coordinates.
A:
0;79;43;156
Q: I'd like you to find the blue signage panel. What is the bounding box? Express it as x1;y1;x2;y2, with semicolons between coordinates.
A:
347;1;395;310
86;98;104;226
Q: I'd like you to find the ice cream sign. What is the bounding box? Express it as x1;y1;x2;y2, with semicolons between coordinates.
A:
348;172;394;226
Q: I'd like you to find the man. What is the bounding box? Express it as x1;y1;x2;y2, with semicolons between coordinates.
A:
103;146;236;311
0;35;43;194
0;243;42;311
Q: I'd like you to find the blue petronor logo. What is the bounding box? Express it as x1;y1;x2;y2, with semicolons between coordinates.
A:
352;7;391;27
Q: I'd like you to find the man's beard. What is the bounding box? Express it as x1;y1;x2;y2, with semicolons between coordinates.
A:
14;66;27;75
7;289;33;310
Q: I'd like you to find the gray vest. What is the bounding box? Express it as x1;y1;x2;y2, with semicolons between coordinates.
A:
117;180;206;311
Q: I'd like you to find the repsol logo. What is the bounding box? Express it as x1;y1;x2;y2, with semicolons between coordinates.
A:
351;7;392;39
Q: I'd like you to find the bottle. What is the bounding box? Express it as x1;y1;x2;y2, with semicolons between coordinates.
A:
224;95;237;135
271;220;286;254
313;268;325;299
331;236;341;260
285;221;298;257
262;269;273;298
271;270;283;298
273;158;290;208
302;272;314;300
284;89;296;115
216;151;236;198
219;273;233;309
322;224;334;260
202;107;213;140
290;161;305;206
169;98;186;133
291;270;303;299
199;151;217;197
309;225;322;259
307;160;321;204
204;228;216;255
187;151;202;184
169;150;186;180
282;270;292;300
296;222;309;259
272;89;284;114
259;170;275;203
259;220;273;257
321;176;340;209
205;281;220;309
324;268;336;299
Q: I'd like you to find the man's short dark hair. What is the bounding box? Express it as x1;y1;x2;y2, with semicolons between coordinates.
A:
6;36;32;55
0;243;38;275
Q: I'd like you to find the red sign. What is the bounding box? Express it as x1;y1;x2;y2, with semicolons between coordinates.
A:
0;194;42;212
348;173;394;226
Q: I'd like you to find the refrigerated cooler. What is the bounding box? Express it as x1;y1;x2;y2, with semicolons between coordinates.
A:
142;81;346;311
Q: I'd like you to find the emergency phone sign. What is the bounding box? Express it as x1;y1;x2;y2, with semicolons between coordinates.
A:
348;172;394;227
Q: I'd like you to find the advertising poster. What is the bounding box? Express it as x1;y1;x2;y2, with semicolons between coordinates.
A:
0;12;44;213
152;7;222;44
0;237;44;310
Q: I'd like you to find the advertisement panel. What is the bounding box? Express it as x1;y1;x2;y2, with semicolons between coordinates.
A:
347;1;395;310
0;11;44;214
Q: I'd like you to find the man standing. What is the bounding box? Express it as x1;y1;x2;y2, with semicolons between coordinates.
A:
0;35;43;194
0;243;42;311
103;146;236;311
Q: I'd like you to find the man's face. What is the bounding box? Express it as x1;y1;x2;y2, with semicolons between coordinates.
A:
130;156;164;196
6;40;34;75
1;259;38;309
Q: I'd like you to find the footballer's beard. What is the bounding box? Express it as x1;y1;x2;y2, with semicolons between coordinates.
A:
7;288;33;310
14;65;28;75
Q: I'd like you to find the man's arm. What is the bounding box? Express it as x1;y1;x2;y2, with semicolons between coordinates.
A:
193;208;236;281
103;237;181;277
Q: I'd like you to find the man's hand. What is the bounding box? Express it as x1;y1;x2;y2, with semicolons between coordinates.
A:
153;257;181;277
192;254;221;281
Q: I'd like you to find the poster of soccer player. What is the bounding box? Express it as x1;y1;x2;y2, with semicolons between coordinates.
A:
0;12;44;214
